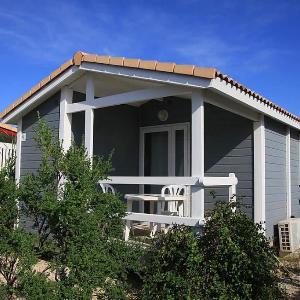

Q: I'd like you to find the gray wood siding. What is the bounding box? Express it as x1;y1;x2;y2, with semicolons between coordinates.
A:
21;92;60;177
72;104;140;196
204;104;254;218
20;93;60;232
265;117;287;239
291;129;300;217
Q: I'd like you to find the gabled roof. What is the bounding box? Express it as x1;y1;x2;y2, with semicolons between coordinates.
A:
1;51;299;123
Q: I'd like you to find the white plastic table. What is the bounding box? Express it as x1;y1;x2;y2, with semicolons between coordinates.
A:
124;193;188;240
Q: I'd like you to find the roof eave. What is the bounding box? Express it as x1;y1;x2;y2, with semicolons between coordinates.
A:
2;65;80;124
209;77;300;130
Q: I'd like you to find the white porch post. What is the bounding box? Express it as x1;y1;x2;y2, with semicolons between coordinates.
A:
85;74;94;158
253;114;266;230
286;127;291;218
191;92;205;220
59;87;73;151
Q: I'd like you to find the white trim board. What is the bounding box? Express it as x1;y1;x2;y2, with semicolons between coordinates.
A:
253;115;266;229
209;77;300;130
2;66;80;124
79;62;211;89
286;127;292;218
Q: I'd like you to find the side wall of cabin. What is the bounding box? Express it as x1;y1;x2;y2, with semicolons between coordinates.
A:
20;92;60;177
265;117;287;239
291;129;300;218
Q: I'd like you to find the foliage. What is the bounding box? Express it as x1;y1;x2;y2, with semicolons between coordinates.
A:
17;119;136;298
142;202;285;300
0;158;55;299
200;201;284;299
142;226;203;299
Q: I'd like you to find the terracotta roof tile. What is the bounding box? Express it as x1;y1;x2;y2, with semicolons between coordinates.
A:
139;60;158;70
109;57;124;66
95;55;110;64
156;62;175;72
174;64;195;76
30;83;40;95
73;51;84;65
194;67;216;79
1;50;299;123
82;53;97;63
50;67;62;79
123;58;140;68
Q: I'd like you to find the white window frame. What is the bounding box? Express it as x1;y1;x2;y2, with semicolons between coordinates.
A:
139;122;191;193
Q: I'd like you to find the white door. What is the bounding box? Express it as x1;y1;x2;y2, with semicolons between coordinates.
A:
139;123;190;195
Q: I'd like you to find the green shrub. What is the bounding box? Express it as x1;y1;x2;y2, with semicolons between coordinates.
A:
142;202;285;299
17;119;138;299
142;226;204;299
200;201;284;299
0;158;56;299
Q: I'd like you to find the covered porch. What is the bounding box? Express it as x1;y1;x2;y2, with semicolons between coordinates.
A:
59;70;254;239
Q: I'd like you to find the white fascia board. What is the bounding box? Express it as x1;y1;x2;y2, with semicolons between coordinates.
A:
204;90;259;121
79;62;211;89
2;66;80;124
209;77;300;130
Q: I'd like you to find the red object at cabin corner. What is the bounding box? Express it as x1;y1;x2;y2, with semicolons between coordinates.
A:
0;127;17;137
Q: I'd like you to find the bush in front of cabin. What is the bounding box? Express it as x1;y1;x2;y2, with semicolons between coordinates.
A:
142;202;285;299
141;225;204;299
200;201;284;299
17;119;140;299
0;158;56;299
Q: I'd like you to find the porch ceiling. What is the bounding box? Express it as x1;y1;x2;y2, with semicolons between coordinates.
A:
71;72;163;100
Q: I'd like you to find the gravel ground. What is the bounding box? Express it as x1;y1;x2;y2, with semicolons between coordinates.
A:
279;251;300;299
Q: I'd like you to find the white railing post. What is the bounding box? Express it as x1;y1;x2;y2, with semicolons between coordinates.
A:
59;87;73;151
228;173;237;212
191;92;205;220
85;74;94;159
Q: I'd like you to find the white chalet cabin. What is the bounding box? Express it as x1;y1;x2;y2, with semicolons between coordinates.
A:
1;51;300;240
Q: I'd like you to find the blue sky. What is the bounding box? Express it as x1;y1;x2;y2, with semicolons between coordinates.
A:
0;0;300;116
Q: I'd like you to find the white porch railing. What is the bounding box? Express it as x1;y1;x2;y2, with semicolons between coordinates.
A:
99;173;238;228
0;143;15;170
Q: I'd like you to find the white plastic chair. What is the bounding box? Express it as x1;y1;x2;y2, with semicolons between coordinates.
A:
99;183;115;195
151;185;188;237
160;185;188;216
